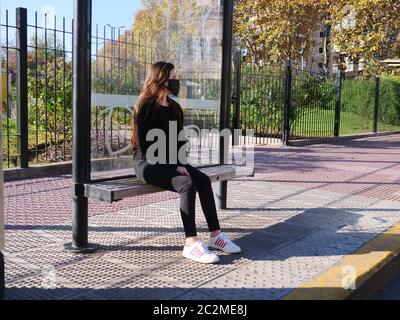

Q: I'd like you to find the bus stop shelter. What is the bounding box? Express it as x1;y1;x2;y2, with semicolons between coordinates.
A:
66;0;236;252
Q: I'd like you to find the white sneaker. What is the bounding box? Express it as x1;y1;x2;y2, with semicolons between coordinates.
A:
209;232;241;254
182;241;219;264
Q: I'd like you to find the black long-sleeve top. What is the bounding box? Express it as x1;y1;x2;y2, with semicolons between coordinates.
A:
132;97;188;168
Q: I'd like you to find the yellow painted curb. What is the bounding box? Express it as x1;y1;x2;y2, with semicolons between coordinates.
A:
284;223;400;300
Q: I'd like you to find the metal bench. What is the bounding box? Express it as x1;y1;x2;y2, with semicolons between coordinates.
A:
85;164;255;203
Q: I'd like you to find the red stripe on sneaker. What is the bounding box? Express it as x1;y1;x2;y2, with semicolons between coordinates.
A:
216;238;223;247
223;242;227;248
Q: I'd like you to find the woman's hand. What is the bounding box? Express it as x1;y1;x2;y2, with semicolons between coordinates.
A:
176;166;190;177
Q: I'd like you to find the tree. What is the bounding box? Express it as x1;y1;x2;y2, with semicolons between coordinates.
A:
234;0;327;66
328;0;400;75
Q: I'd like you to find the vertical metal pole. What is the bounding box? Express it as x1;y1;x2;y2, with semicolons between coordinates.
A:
16;8;29;168
1;1;6;300
65;0;96;253
334;70;343;137
282;59;292;146
373;76;380;134
216;0;234;210
232;50;241;146
234;51;241;129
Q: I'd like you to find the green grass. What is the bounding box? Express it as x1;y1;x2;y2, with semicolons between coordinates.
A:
292;109;400;137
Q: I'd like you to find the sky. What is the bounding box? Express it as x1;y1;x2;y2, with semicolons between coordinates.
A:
2;0;141;31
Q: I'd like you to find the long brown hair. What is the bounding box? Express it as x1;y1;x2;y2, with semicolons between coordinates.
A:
131;61;183;146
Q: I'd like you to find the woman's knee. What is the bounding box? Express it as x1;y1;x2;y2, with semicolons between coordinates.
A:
195;172;211;187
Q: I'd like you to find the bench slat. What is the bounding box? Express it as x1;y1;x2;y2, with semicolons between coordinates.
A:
85;165;254;203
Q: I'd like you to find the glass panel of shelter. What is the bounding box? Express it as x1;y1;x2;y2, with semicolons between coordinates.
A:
90;0;224;180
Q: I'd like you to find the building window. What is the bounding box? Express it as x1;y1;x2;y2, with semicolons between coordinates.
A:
318;63;324;69
320;31;324;38
319;47;324;54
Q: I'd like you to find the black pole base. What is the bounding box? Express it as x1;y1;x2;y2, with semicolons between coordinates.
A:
64;242;99;254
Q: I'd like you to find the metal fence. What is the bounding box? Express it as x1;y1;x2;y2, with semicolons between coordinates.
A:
231;58;284;145
2;8;74;168
232;55;400;145
2;7;400;169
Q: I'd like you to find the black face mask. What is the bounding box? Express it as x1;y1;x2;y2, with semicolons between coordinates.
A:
167;79;180;97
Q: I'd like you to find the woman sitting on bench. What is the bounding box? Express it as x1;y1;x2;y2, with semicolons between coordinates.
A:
131;61;241;264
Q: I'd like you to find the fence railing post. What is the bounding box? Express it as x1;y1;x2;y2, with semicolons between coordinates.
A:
373;76;380;134
283;59;292;146
16;7;29;168
334;70;343;137
232;50;241;146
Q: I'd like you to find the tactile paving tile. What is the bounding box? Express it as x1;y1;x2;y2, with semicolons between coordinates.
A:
144;212;189;229
149;198;202;213
101;244;182;269
256;221;315;242
226;198;271;210
14;244;88;269
301;188;348;202
55;259;135;288
4;230;59;254
328;194;381;210
228;190;278;202
89;212;150;227
285;207;355;228
271;229;369;259
95;274;188;300
221;215;277;231
197;269;292;300
6;276;77;300
326;213;398;234
36;227;74;242
282;211;336;229
229;182;282;194
237;254;342;287
98;205;174;223
366;200;400;212
88;231;141;249
141;232;187;248
236;209;300;222
219;231;286;257
156;258;235;287
274;198;320;210
5;258;39;283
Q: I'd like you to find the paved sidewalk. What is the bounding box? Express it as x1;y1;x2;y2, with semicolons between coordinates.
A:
3;134;400;300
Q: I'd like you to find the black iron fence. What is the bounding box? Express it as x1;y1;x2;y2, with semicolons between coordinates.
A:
2;8;74;168
231;54;400;146
2;7;400;169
